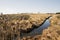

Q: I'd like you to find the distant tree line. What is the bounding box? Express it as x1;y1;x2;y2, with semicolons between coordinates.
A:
56;12;60;14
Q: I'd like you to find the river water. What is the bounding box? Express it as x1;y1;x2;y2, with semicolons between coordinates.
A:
21;19;50;37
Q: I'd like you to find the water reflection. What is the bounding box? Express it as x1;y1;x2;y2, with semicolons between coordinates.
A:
21;19;50;37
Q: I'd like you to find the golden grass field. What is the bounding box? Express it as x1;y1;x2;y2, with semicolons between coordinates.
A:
0;13;60;40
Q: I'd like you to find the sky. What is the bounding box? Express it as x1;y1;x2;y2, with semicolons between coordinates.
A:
0;0;60;14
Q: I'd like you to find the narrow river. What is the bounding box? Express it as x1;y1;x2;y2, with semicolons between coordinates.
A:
28;19;50;36
21;19;50;37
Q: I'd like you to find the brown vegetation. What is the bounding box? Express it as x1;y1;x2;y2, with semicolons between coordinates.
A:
0;13;60;40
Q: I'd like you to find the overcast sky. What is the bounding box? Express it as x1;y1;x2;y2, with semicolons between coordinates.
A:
0;0;60;14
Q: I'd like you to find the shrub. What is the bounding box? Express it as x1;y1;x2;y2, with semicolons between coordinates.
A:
20;14;30;20
56;15;60;19
56;12;60;14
